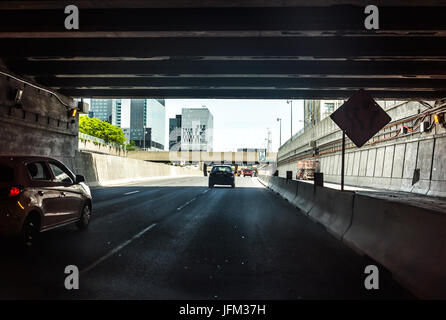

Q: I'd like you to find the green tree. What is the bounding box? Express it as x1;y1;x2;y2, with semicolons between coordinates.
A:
79;116;126;145
125;140;139;151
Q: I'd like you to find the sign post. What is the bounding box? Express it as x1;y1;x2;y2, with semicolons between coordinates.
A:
341;131;345;191
330;89;391;190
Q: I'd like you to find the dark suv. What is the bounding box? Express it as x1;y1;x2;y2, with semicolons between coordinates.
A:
0;156;92;246
209;165;235;188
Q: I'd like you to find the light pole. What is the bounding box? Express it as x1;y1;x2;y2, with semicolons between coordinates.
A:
287;100;293;139
277;118;282;146
143;125;146;150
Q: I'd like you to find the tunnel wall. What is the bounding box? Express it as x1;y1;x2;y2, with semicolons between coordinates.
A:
69;151;202;187
277;101;446;197
0;64;78;164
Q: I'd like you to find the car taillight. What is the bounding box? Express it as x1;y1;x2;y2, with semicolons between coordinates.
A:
8;186;22;197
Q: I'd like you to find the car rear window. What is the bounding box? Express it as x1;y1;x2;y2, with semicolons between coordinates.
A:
212;166;232;173
0;164;14;182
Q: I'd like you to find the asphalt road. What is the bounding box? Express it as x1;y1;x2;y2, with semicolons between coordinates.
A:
0;176;413;299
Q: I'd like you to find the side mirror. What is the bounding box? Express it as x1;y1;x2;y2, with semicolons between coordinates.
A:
75;174;85;184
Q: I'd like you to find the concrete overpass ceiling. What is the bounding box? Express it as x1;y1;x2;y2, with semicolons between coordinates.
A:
1;1;446;99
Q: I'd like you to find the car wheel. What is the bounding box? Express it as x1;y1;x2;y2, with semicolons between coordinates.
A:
208;183;214;188
21;215;39;248
76;205;91;230
231;183;235;188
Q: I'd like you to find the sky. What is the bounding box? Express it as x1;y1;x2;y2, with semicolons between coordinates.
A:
83;98;305;152
165;99;304;152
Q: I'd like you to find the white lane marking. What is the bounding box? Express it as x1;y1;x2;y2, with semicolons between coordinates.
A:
81;223;157;275
124;190;140;195
177;197;197;211
202;189;210;194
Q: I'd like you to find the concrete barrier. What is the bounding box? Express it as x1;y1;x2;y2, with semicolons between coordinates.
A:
253;173;446;299
257;174;270;187
343;194;446;299
280;179;299;203
273;178;287;195
308;187;355;239
293;181;315;214
268;176;281;193
72;151;202;187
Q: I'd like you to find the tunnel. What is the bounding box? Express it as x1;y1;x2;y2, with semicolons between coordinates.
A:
0;0;446;305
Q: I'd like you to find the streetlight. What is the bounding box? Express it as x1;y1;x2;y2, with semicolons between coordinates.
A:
143;125;146;150
277;118;282;146
287;100;293;139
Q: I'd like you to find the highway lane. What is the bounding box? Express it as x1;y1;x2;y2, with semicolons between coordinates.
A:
0;176;413;299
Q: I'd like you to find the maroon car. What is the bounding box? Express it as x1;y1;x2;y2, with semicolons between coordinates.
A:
0;156;92;247
243;168;253;177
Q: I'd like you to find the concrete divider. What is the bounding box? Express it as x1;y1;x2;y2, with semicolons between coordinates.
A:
292;181;315;214
273;177;287;195
73;151;202;187
280;179;299;203
343;194;446;299
257;174;270;187
268;176;281;193
254;173;446;298
308;187;355;239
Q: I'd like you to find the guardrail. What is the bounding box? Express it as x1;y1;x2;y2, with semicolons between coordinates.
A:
79;132;126;151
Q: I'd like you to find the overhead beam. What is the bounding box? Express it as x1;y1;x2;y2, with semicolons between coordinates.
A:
1;7;446;36
57;88;446;100
1;1;446;10
35;76;446;90
8;60;446;77
1;37;446;58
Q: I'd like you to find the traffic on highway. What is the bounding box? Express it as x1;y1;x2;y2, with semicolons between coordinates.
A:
0;159;412;301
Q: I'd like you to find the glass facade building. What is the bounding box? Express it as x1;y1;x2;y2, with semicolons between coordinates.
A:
181;108;213;152
87;98;165;150
89;99;114;123
169;114;182;151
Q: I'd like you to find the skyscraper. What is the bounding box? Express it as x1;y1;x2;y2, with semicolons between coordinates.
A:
169;114;182;151
129;99;146;146
181;107;213;152
146;99;166;150
89;99;114;122
112;99;122;127
129;99;165;150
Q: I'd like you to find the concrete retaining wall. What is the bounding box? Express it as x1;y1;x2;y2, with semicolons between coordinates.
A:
70;151;202;187
258;174;446;299
78;139;127;157
277;100;446;197
0;66;78;163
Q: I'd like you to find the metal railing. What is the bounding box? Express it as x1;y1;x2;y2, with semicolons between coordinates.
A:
78;132;126;150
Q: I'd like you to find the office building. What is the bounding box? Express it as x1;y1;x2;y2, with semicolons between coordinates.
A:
169;114;182;151
111;99;122;127
146;99;166;151
304;100;343;128
181;107;213;152
89;99;114;122
129;99;165;150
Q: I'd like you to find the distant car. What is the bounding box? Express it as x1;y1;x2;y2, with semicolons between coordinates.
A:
243;168;253;177
0;156;92;247
209;165;235;188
